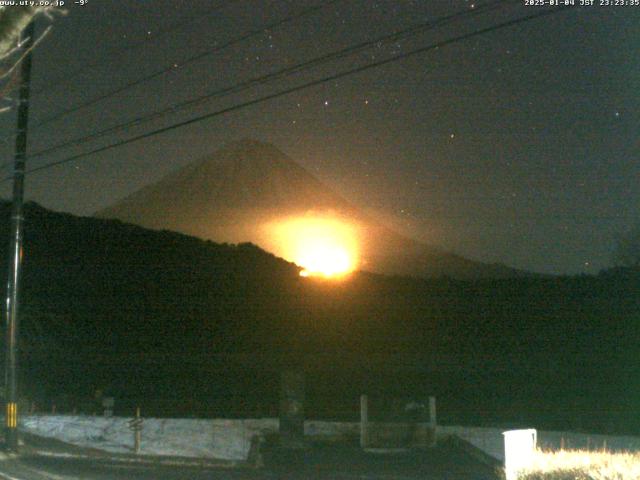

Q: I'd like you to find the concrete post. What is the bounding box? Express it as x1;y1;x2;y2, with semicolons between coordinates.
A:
360;394;369;448
429;396;436;426
279;369;305;448
428;396;437;447
134;407;141;454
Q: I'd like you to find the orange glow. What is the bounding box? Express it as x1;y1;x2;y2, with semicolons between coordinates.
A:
264;215;359;278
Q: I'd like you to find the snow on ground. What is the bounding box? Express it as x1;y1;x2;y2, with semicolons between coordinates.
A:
21;415;279;460
20;415;361;461
437;426;507;460
20;415;640;463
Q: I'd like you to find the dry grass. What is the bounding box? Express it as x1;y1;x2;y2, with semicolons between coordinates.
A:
515;449;640;479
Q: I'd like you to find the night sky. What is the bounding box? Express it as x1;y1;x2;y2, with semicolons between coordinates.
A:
0;0;637;275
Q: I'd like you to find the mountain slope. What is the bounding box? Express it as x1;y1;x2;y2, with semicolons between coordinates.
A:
0;201;637;432
97;139;525;279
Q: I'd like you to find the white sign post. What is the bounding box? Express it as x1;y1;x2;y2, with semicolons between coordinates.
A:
503;429;537;480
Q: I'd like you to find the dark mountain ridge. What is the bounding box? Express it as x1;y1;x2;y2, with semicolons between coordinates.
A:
0;201;637;433
97;139;529;279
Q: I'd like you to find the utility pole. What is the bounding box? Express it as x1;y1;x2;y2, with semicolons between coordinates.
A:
4;20;35;452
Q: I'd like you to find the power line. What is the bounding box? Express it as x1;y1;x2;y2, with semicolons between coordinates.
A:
0;6;225;171
4;5;571;182
0;0;336;156
27;0;342;133
26;0;513;162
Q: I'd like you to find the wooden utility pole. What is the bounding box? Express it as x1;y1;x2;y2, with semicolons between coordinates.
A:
4;20;35;452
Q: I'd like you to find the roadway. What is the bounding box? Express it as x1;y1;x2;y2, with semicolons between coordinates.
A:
0;434;501;479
